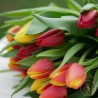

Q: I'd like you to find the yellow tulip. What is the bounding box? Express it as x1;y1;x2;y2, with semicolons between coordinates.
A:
30;78;48;92
14;22;41;43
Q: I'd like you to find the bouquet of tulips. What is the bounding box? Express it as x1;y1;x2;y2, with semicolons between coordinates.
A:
0;0;98;98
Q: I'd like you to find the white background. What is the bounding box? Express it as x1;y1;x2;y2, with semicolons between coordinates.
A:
0;38;30;98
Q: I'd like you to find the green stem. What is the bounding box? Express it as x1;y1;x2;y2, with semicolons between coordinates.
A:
79;48;93;65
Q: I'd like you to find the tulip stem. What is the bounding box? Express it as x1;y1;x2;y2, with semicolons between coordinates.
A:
79;48;93;65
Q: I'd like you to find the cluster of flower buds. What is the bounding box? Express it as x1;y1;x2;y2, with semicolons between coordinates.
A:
78;10;98;36
27;59;86;98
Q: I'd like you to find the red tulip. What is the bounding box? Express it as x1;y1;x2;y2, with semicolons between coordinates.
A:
50;63;72;86
27;59;54;79
65;63;86;89
12;45;22;49
17;44;39;59
39;85;67;98
37;29;65;47
78;10;98;28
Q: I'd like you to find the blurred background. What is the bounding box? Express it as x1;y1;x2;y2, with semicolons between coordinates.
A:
0;0;84;38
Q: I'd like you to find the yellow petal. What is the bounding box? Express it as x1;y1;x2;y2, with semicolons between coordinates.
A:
30;78;48;91
14;21;41;43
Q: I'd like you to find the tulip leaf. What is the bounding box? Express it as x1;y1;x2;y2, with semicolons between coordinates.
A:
59;43;85;68
0;50;18;57
91;69;98;95
0;41;18;54
33;14;88;35
37;48;67;57
86;59;98;72
81;3;97;13
66;0;81;12
0;6;79;18
5;16;33;26
17;55;40;66
11;76;31;98
26;18;48;35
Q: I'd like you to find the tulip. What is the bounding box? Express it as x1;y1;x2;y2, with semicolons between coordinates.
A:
39;85;67;98
17;43;39;59
65;63;86;89
27;59;54;79
50;63;71;86
30;78;48;91
8;57;27;78
6;26;21;42
14;22;41;43
8;57;21;71
37;29;65;47
78;10;98;28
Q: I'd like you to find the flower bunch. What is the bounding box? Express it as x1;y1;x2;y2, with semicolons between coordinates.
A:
0;0;98;98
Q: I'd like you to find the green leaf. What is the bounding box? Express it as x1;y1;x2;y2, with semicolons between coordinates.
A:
81;3;97;13
92;69;98;95
11;76;31;98
17;56;40;66
33;14;88;35
24;91;39;98
0;6;79;18
0;50;18;57
5;16;33;26
26;18;48;35
0;41;18;54
66;0;81;12
86;59;98;72
59;43;85;68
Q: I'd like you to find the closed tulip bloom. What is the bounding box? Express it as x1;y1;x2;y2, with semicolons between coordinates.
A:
14;22;41;43
17;44;39;59
8;57;21;71
78;10;98;28
39;85;67;98
27;59;54;79
50;63;72;86
6;26;21;42
37;29;65;47
66;63;86;89
30;78;48;92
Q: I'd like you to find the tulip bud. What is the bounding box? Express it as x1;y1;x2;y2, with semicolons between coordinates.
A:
17;44;39;59
30;78;48;92
50;63;71;86
65;63;86;89
14;22;41;43
27;59;54;79
37;29;65;47
6;26;21;42
39;85;67;98
8;57;27;78
8;57;21;71
78;10;98;28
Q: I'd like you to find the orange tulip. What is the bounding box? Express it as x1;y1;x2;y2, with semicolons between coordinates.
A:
65;63;86;89
27;59;54;79
39;85;67;98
